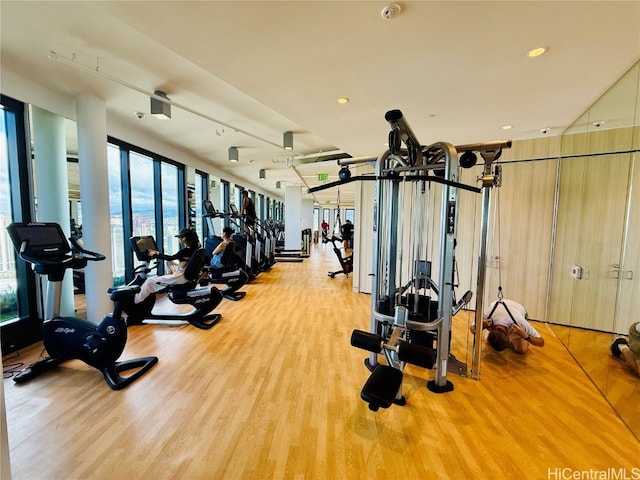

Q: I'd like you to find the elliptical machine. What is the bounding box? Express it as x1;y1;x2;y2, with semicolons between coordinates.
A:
6;222;158;390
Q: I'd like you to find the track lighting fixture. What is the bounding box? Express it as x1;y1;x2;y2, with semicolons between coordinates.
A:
150;90;171;119
228;146;239;163
283;131;293;151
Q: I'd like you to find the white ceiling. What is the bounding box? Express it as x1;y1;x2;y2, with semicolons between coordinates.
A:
2;1;640;206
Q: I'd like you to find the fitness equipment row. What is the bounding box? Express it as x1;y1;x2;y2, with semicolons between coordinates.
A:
122;233;248;330
203;200;277;278
6;216;256;389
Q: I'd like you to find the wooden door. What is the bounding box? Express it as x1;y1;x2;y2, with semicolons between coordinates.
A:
615;154;640;333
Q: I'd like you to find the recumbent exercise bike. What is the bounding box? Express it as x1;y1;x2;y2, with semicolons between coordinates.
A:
122;235;223;330
6;222;158;390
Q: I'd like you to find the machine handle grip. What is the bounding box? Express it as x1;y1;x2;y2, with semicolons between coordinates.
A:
69;237;106;262
18;240;78;268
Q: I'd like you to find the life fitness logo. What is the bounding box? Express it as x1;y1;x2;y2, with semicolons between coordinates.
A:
54;327;75;334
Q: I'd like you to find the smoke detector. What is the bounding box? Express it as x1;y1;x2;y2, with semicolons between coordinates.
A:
381;3;402;20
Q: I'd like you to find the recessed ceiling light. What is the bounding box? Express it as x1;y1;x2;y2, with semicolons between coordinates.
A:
501;125;513;130
337;98;349;104
527;46;548;58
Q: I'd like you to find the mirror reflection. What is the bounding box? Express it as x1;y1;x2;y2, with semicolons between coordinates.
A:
550;61;640;438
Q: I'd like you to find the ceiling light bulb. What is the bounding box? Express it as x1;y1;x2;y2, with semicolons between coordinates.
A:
337;98;349;104
527;47;548;58
501;125;513;130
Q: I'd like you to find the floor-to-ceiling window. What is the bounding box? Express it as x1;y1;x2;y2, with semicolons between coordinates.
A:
1;95;38;351
109;139;186;281
107;144;126;285
0;102;20;324
345;208;355;223
220;180;230;227
257;194;264;221
130;151;157;239
161;162;180;255
233;185;243;213
322;208;330;225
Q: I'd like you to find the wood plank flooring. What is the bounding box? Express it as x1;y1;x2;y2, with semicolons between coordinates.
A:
3;242;639;479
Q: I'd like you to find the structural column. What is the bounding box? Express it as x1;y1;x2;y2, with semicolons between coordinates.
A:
31;106;74;316
75;94;112;320
284;186;302;251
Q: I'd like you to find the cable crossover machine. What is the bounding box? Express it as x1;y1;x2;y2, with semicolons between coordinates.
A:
310;109;511;411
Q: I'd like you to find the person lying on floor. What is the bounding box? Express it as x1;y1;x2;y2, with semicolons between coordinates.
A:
469;298;544;354
134;228;200;304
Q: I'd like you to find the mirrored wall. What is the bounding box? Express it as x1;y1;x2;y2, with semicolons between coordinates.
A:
549;61;640;439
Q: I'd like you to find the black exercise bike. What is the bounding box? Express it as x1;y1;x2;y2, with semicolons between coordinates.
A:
7;222;158;390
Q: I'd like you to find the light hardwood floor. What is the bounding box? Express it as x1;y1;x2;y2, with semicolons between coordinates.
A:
2;242;639;479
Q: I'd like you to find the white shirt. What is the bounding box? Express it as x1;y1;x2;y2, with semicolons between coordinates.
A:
484;299;541;338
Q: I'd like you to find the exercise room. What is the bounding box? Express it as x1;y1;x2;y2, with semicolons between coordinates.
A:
1;2;639;479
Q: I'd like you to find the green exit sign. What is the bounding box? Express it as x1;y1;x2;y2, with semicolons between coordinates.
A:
318;173;328;181
325;200;331;204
